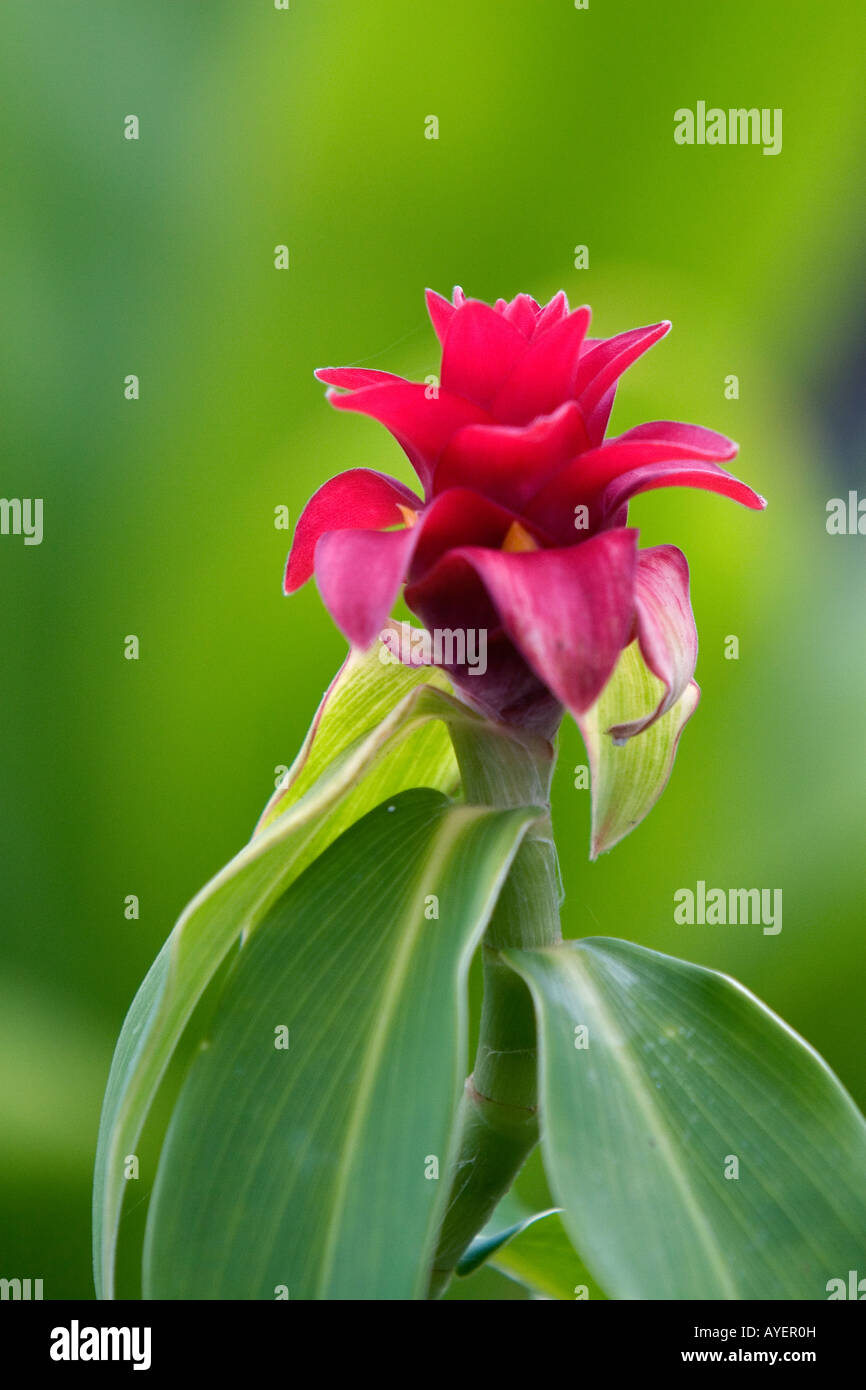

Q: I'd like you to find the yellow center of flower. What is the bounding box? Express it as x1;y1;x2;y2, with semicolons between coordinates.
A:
397;505;419;528
501;520;539;553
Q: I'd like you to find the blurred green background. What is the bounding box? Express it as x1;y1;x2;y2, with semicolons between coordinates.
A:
1;0;864;1299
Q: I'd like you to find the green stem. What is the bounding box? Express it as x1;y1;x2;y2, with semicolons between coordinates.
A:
427;718;562;1298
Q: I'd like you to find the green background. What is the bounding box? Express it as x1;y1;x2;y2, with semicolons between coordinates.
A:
1;0;863;1299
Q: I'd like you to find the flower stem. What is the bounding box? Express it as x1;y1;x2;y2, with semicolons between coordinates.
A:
427;719;562;1298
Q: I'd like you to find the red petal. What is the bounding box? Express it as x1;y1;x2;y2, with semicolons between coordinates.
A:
284;469;422;593
432;403;591;511
491;306;592;425
406;552;501;636
556;427;739;497
326;381;492;492
608;546;698;741
614;420;738;459
315;367;407;391
575;321;671;442
425;289;456;346
575;321;670;398
314;525;419;650
440;299;529;409
414;529;639;716
532;290;570;339
502;293;541;337
409;487;535;581
590;386;617;441
597;458;766;517
313;483;540;650
525;432;763;541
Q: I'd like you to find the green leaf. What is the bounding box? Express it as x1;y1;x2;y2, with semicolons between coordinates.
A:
456;1191;606;1300
490;1207;607;1302
505;936;866;1300
143;789;541;1300
254;641;456;834
456;1199;560;1277
578;640;699;858
443;1264;532;1299
93;645;485;1298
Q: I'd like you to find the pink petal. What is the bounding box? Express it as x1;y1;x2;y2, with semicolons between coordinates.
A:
615;420;738;459
406;551;501;636
310;479;523;650
607;546;698;741
414;529;639;716
502;293;541;337
590;385;618;443
458;629;563;736
315;366;407;391
440;299;529;409
314;525;419;650
284;469;423;593
408;487;532;582
575;321;670;399
575;321;671;442
316;485;547;654
491;305;592;425
532;290;570;338
425;621;563;736
525;435;764;542
597;458;766;518
326;381;492;493
432;403;591;511
425;289;456;346
570;421;745;511
558;428;739;498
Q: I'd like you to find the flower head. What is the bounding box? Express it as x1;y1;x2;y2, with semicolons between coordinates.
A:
285;289;765;739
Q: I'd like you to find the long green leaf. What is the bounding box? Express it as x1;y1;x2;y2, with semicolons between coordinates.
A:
93;646;482;1298
143;789;541;1299
456;1199;561;1278
490;1211;608;1302
254;641;454;834
505;936;866;1299
578;640;699;858
456;1191;606;1299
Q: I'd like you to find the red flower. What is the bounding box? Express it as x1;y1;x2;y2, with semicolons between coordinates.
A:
285;289;765;736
